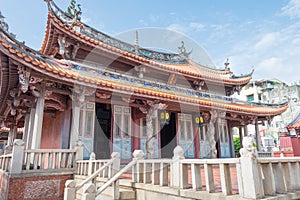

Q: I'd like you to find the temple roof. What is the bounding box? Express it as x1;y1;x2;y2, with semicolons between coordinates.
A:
40;1;253;86
286;112;300;129
0;24;288;116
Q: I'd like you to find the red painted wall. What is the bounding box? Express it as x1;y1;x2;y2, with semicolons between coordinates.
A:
41;112;64;149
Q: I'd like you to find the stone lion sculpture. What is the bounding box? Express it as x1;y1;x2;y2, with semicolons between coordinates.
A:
239;136;258;158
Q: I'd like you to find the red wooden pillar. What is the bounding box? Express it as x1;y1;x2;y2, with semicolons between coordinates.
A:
193;124;200;158
131;107;140;152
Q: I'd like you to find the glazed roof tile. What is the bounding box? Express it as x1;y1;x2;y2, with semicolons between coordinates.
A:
287;112;300;129
40;2;252;85
0;27;288;116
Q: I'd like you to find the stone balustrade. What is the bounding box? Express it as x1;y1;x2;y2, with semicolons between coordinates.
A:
0;153;12;172
0;139;83;174
134;159;172;186
258;157;300;195
23;149;77;172
258;151;273;157
180;158;240;195
76;153;112;177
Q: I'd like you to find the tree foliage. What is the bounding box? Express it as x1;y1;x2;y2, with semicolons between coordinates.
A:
233;137;241;157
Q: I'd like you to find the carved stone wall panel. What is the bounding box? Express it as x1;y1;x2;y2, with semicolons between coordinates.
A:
24;179;60;199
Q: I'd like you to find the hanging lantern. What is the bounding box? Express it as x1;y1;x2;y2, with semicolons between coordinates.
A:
158;110;170;125
193;112;204;126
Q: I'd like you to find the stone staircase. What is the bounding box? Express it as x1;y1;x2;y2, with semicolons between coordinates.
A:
74;175;135;200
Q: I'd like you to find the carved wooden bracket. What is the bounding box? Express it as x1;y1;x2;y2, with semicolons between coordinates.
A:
121;97;135;103
95;92;111;100
72;85;95;103
134;65;146;78
18;66;30;93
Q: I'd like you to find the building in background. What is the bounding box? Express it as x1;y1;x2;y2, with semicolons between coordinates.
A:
234;79;300;151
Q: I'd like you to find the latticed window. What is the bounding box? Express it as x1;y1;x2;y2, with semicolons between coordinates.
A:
199;125;208;141
113;106;131;138
178;113;193;141
219;119;228;143
79;102;95;139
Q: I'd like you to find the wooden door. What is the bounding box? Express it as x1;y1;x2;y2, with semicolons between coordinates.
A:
219;120;231;158
199;124;211;158
78;102;95;159
112;105;132;160
178;113;194;158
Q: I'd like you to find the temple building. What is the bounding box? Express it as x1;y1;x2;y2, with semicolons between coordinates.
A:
0;0;288;163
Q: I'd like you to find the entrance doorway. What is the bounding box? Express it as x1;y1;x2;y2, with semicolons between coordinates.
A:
160;112;177;158
94;103;111;159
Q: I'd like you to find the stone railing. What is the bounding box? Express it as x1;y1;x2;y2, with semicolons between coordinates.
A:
65;139;300;200
76;153;112;177
179;158;240;195
64;150;144;200
133;159;172;186
258;157;300;195
258;151;273;158
0;154;12;172
0;139;83;175
23;149;77;173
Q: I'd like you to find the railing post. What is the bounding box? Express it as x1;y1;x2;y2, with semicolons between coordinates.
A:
111;152;120;200
238;136;264;199
171;145;185;188
88;152;96;176
10;139;25;174
132;150;144;183
64;180;76;200
82;183;96;200
75;140;84;161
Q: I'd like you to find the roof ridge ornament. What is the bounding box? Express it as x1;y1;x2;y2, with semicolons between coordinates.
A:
224;58;230;71
67;0;82;21
134;31;139;55
0;11;9;32
178;41;192;59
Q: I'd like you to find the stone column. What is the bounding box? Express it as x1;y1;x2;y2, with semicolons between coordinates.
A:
145;103;166;158
5;125;16;154
26;107;36;149
227;122;235;157
207;110;218;158
7;125;16;146
70;97;80;149
31;87;45;149
22;113;30;146
243;125;248;136
239;126;243;148
255;119;262;151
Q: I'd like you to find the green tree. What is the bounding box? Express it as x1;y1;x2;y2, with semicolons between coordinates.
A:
233;137;241;157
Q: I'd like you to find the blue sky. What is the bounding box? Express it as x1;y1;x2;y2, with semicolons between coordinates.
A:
1;0;300;84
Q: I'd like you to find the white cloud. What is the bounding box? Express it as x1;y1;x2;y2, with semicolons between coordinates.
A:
211;19;300;85
189;22;205;32
255;32;279;49
167;23;187;33
282;0;300;19
167;22;205;34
